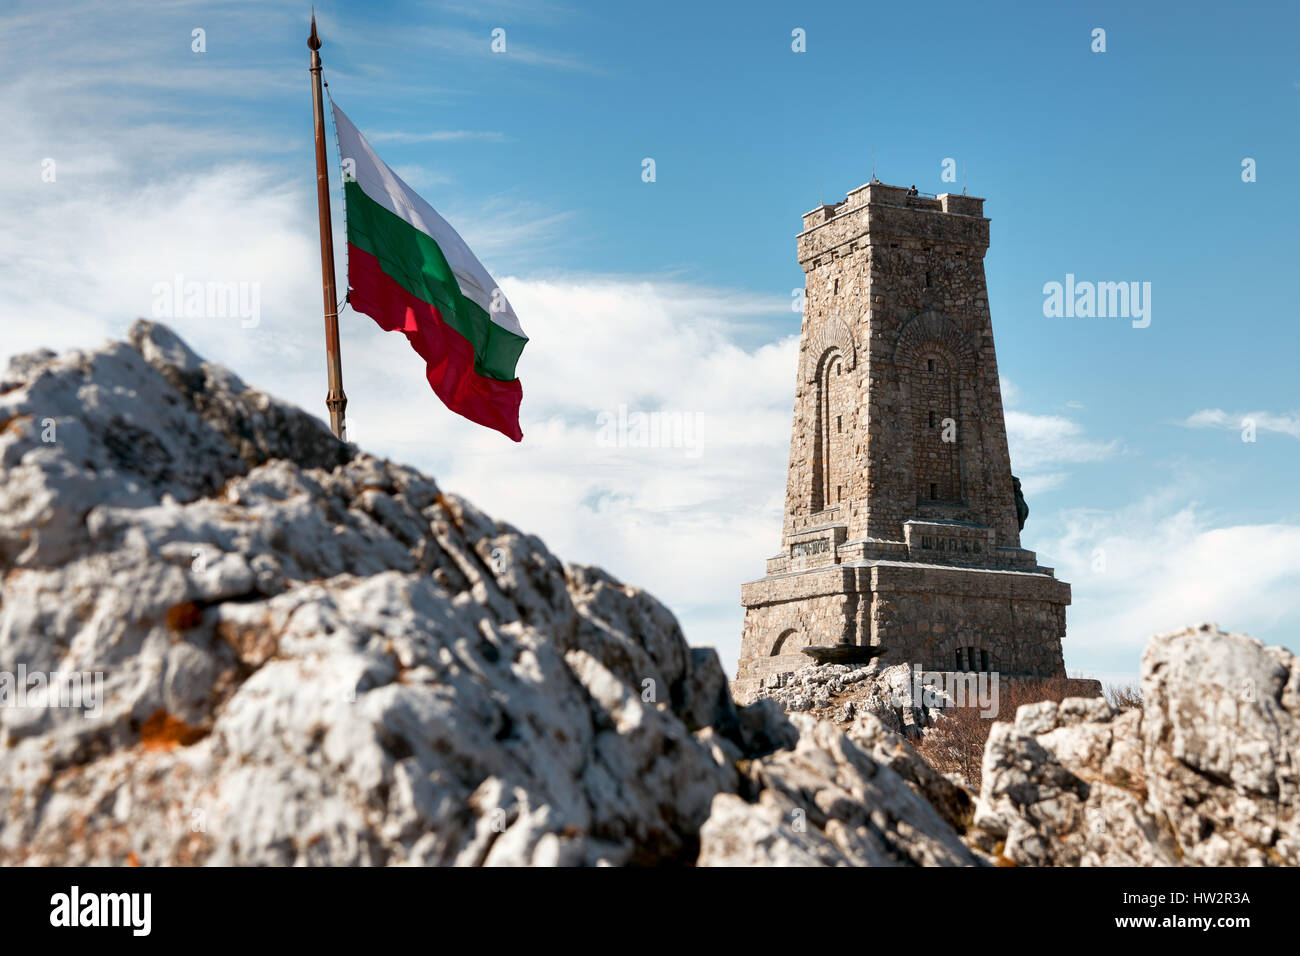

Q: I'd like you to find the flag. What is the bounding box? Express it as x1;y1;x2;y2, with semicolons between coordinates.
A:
332;103;527;441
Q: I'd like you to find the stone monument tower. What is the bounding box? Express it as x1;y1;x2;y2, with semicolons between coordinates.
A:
733;181;1070;702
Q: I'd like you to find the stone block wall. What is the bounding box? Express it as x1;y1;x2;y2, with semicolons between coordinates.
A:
736;181;1070;701
783;181;1019;554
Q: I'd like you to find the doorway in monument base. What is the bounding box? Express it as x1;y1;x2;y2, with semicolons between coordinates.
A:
769;628;804;656
737;596;860;683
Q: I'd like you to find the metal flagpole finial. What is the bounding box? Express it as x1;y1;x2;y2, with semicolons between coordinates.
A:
308;10;321;50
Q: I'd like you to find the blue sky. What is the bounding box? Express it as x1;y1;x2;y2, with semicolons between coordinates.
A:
3;0;1298;683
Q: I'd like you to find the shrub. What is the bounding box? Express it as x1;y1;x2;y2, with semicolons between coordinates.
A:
1105;681;1143;711
915;676;1095;791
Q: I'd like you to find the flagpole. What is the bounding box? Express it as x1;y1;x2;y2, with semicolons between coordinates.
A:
309;13;347;440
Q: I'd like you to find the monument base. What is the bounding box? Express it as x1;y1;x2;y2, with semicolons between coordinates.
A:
733;559;1070;705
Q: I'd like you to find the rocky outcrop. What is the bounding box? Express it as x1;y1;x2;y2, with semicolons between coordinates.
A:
743;662;950;736
698;714;979;866
971;624;1298;866
0;322;748;864
0;321;970;867
0;325;1294;867
738;627;1300;868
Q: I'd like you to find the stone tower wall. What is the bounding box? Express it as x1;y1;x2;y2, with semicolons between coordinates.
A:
735;182;1070;702
783;183;1021;556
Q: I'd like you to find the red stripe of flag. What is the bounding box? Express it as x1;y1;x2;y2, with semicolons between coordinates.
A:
347;243;524;441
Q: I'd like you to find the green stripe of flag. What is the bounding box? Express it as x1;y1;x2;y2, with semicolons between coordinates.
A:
344;180;527;382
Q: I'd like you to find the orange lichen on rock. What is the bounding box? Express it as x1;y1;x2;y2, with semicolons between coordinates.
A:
139;710;207;750
216;614;278;669
432;492;463;533
0;413;32;436
164;601;203;631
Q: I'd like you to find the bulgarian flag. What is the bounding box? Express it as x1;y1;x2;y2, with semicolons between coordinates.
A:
332;103;527;441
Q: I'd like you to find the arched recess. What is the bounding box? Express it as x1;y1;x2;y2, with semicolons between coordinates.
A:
801;316;856;383
894;309;975;371
811;347;853;512
896;310;972;506
952;646;996;673
771;629;799;656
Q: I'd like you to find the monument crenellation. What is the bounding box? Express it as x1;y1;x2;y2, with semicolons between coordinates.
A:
733;181;1071;702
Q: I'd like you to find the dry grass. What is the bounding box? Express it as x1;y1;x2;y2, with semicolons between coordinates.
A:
1105;681;1144;711
914;677;1094;791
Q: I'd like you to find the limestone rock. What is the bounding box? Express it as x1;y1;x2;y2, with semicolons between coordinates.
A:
745;662;949;736
847;714;977;838
0;321;784;866
971;698;1174;866
3;324;1295;868
1140;623;1299;866
971;624;1298;867
697;714;980;867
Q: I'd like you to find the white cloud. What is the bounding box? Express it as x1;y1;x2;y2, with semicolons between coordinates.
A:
1184;408;1300;440
0;157;320;362
341;277;798;676
1004;410;1120;472
997;376;1018;406
453;204;578;262
377;24;600;73
370;131;507;144
1032;492;1300;673
428;0;578;22
1000;378;1119;489
391;165;454;190
1018;472;1068;497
